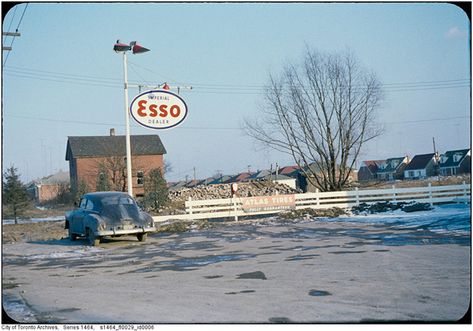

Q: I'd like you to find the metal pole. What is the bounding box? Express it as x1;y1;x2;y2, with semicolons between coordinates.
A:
123;51;133;196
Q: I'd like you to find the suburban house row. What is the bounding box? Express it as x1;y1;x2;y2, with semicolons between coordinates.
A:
26;129;471;203
358;149;471;182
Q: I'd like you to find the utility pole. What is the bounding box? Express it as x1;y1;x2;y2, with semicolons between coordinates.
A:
114;40;150;197
432;137;440;178
193;167;196;182
2;32;20;51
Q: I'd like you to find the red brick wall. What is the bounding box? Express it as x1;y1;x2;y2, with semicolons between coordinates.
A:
37;184;66;203
74;155;164;196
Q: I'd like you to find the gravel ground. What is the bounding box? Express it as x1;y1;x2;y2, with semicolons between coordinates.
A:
2;217;470;323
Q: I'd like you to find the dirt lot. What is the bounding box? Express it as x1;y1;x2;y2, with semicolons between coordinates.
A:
2;216;470;323
2;221;68;244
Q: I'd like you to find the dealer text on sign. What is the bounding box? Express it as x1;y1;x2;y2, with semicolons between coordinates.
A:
130;89;188;129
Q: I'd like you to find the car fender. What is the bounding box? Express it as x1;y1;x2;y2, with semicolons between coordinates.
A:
83;214;104;235
141;212;155;227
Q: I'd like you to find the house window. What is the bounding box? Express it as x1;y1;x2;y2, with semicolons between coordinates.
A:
453;153;462;163
408;171;415;177
137;171;144;185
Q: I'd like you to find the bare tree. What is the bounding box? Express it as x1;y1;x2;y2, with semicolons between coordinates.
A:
245;48;383;191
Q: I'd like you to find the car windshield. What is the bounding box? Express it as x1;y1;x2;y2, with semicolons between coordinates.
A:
99;196;140;221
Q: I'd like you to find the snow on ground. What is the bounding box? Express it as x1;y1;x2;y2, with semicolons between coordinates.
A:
3;216;64;225
335;203;471;234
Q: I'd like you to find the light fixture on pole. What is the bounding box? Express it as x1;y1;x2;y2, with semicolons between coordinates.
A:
114;40;150;197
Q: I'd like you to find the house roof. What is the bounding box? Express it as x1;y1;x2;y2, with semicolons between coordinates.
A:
377;157;407;174
233;172;254;182
404;153;436;171
66;135;166;160
439;149;470;168
34;170;70;185
361;160;384;174
279;165;301;175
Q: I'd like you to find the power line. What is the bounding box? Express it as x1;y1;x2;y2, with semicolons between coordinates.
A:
4;114;243;130
4;113;468;129
3;64;470;94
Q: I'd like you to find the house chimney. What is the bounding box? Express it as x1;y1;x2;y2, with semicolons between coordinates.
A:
110;128;115;136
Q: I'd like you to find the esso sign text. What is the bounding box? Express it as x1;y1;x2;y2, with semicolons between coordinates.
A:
130;90;188;130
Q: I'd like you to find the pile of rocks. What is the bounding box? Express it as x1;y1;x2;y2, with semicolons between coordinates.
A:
168;181;300;202
352;201;433;214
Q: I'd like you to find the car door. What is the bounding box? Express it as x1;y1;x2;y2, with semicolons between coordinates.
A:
71;198;88;235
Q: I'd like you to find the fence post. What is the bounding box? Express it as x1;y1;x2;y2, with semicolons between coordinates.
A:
428;183;433;206
188;197;193;215
392;185;396;203
233;194;238;221
355;187;359;206
315;188;320;207
462;181;467;203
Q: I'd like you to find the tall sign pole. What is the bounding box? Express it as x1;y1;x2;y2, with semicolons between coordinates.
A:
122;51;133;196
114;40;150;197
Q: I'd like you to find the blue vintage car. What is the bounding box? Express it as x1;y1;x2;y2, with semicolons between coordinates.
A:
65;192;156;246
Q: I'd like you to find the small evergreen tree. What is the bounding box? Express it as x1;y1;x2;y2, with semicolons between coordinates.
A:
96;165;112;192
2;166;30;224
143;168;169;212
74;179;89;205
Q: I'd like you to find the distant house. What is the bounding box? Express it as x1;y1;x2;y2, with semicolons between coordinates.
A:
65;130;167;197
377;156;409;181
28;170;70;203
358;160;384;181
232;172;254;183
439;149;471;176
403;153;437;180
247;170;272;181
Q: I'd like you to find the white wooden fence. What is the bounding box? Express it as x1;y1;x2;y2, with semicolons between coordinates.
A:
153;182;470;223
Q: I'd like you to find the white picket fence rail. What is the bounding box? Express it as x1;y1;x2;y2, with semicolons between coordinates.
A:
153;182;470;223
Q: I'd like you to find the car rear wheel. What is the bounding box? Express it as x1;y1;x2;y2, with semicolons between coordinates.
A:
69;228;77;241
87;228;100;246
137;233;147;242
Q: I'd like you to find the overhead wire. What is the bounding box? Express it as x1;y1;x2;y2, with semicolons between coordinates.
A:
3;64;470;94
3;3;28;66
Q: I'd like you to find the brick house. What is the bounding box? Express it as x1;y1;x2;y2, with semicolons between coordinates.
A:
27;170;70;203
65;131;166;197
358;160;384;181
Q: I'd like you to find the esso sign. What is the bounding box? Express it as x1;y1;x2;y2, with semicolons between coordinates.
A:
130;90;188;129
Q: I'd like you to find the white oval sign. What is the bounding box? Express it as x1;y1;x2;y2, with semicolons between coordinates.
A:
130;89;188;129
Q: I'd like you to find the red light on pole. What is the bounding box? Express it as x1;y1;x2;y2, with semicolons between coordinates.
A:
131;41;150;54
113;40;131;52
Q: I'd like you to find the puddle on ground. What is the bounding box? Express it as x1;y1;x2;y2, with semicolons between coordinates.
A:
237;271;267;280
285;254;320;261
225;290;256;295
269;317;293;323
329;250;366;255
204;275;223;279
309;289;331;296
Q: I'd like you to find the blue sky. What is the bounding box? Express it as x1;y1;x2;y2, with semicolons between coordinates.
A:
2;2;470;183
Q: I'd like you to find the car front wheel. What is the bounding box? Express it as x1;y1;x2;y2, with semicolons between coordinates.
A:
137;233;147;242
87;228;100;246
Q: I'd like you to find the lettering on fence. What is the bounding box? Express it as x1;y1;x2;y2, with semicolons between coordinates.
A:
241;194;296;212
